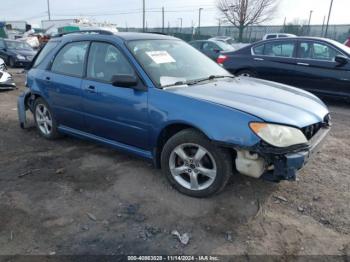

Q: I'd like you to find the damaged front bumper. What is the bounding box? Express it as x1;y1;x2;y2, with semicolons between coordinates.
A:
235;125;331;182
0;71;16;90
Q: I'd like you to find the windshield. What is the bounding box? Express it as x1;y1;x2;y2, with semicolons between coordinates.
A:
327;39;350;55
127;39;230;87
5;40;33;50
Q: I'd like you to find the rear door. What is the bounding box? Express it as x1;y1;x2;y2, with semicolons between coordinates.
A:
295;40;350;96
251;40;298;85
45;41;89;130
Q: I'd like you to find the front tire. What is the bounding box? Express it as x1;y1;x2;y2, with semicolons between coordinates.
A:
8;57;15;68
34;98;60;139
161;129;232;197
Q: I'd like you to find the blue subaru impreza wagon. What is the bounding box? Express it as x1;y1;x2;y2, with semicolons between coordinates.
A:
18;31;331;197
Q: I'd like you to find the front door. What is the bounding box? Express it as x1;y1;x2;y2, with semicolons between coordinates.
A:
295;40;350;97
81;41;149;149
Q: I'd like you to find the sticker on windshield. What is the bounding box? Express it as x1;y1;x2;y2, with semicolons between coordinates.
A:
146;51;176;64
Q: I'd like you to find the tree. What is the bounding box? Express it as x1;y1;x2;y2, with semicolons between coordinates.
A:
217;0;279;42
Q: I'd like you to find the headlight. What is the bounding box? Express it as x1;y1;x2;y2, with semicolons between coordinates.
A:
16;54;26;60
250;122;307;147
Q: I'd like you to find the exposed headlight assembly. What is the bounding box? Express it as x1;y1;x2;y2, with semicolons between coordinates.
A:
250;122;308;148
16;54;26;60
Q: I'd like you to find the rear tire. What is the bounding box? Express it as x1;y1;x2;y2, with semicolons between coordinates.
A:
161;129;232;198
236;70;256;77
33;98;60;140
8;57;15;68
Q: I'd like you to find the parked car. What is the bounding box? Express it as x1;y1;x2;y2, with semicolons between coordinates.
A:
18;31;330;197
189;40;235;61
0;38;37;68
218;37;350;98
0;57;6;71
0;70;16;90
262;33;296;40
209;36;235;45
344;37;350;47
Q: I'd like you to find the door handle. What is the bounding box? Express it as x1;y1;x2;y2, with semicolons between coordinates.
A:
254;57;264;61
45;76;50;81
297;62;309;66
85;85;96;93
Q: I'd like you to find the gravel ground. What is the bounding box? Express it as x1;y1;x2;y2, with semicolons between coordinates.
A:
0;69;349;256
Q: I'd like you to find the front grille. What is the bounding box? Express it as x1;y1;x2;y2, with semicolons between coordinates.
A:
302;122;322;140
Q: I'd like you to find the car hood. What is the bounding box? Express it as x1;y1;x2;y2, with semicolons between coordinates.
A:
165;77;329;128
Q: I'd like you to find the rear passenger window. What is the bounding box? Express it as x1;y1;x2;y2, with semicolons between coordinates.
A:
253;44;264;55
87;42;134;82
33;41;59;68
51;41;88;77
266;35;276;39
264;41;295;58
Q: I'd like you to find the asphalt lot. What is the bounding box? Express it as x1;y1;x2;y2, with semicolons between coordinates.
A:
0;69;349;256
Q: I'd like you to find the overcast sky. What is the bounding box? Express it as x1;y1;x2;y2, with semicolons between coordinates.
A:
0;0;349;28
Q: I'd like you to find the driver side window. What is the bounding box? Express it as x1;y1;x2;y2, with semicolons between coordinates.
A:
87;42;134;82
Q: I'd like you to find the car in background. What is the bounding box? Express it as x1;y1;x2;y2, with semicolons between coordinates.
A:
0;70;16;90
0;57;6;71
345;37;350;47
263;33;296;40
189;40;235;61
18;31;331;197
218;37;350;98
209;36;235;45
0;38;37;68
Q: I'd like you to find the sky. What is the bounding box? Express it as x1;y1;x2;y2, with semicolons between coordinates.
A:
0;0;349;28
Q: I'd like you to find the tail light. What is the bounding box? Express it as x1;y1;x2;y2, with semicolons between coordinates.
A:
217;55;228;65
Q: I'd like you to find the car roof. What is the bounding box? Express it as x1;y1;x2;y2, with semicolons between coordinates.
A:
255;36;337;45
55;31;178;42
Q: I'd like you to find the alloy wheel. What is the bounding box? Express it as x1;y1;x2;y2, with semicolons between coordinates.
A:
169;143;217;191
35;104;53;135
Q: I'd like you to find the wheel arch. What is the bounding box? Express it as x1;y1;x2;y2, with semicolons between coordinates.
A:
154;122;211;168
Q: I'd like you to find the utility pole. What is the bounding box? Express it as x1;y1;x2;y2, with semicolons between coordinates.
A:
282;17;286;33
324;0;334;38
198;8;203;35
321;15;326;37
142;0;146;32
178;18;183;33
162;6;165;33
308;10;313;35
47;0;51;20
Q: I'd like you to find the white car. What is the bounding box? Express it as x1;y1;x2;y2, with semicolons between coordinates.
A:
0;70;16;90
0;58;6;71
262;33;297;40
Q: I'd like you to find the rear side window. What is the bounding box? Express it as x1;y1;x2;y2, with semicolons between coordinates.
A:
51;41;89;77
264;41;295;58
253;44;264;55
87;42;134;82
33;41;59;68
266;35;276;39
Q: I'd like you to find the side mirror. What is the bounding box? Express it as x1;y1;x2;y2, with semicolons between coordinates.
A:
335;55;348;65
213;49;221;53
111;74;139;88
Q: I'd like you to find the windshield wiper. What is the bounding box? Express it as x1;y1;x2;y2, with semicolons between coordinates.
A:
161;81;187;88
187;75;234;85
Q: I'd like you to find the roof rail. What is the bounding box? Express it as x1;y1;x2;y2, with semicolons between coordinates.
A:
52;29;114;38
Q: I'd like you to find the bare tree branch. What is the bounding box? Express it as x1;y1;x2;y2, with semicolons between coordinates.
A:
217;0;279;41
